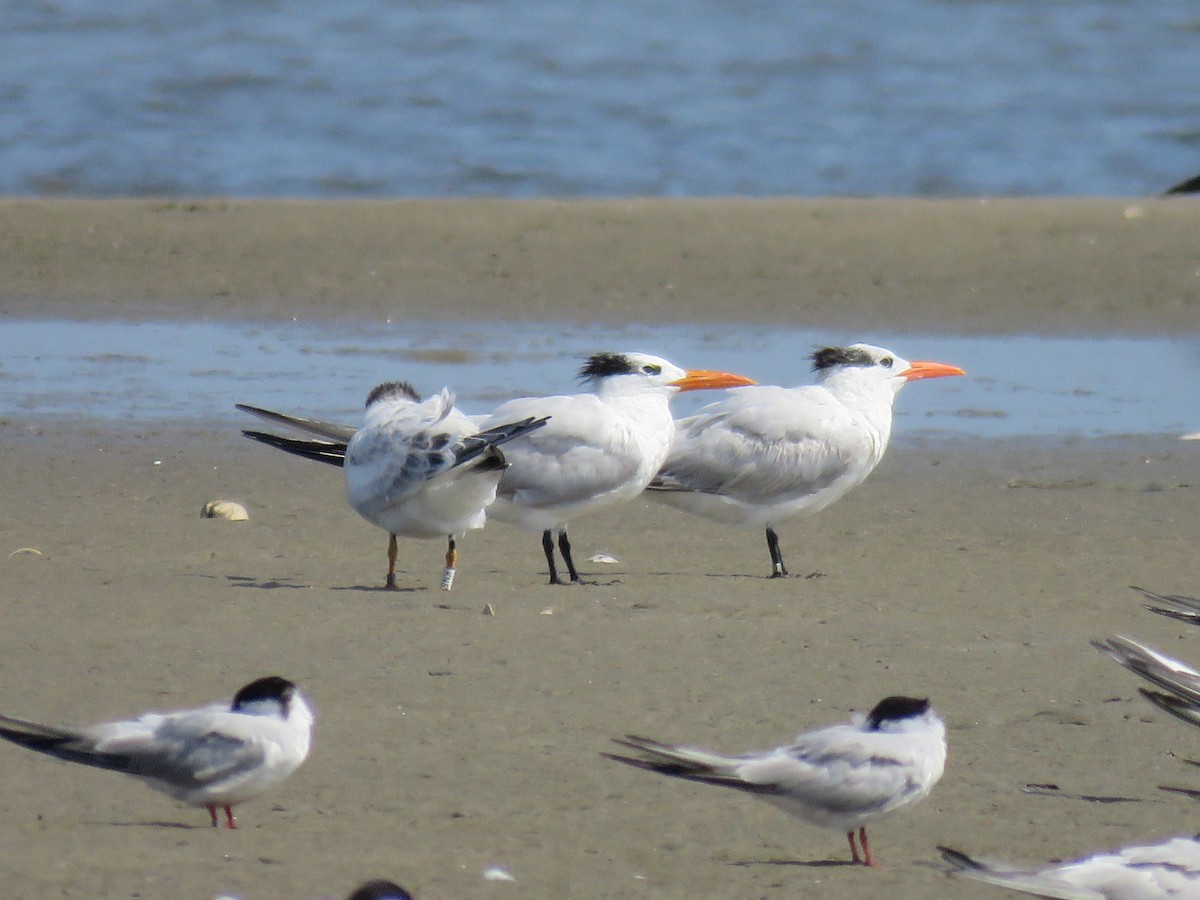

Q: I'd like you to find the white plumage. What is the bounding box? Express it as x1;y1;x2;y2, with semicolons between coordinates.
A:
940;837;1200;899
0;676;313;829
477;351;755;584
605;695;946;866
239;381;546;590
650;343;964;576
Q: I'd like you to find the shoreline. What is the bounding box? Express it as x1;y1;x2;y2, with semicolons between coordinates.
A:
2;197;1200;335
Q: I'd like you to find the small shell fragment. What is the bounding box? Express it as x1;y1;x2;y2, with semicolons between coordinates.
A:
539;607;553;616
481;603;495;616
9;547;43;557
483;867;515;882
588;553;619;564
201;500;249;521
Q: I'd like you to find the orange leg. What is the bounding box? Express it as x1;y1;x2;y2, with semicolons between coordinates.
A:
385;533;399;590
859;827;874;866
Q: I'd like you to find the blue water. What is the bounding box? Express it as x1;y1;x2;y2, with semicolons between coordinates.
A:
2;320;1199;439
1;2;1198;198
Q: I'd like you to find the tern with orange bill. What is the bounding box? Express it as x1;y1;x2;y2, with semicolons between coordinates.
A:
478;351;756;584
648;343;965;577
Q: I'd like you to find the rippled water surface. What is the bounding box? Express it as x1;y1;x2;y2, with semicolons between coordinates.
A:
3;320;1199;440
2;2;1198;197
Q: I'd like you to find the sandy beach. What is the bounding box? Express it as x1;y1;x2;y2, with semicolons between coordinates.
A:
2;199;1200;899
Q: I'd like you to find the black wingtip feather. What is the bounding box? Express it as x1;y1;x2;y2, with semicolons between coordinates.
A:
241;430;347;467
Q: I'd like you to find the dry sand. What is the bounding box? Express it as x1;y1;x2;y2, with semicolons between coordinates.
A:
2;199;1200;899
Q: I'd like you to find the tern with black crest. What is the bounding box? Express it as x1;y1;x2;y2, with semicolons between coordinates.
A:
649;343;964;577
604;695;946;866
0;676;313;829
475;351;755;584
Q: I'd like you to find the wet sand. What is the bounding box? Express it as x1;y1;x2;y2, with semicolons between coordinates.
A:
2;199;1200;898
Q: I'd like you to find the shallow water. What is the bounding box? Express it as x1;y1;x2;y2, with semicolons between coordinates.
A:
2;320;1198;440
2;2;1199;198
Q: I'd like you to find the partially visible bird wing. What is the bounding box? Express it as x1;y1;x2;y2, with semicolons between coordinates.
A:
241;431;347;467
235;404;358;442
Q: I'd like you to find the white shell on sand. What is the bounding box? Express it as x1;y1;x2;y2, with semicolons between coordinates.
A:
201;500;249;521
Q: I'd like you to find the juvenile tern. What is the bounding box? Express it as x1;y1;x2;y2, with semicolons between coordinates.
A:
0;675;313;828
603;695;946;866
648;343;964;577
240;381;547;590
1093;635;1200;729
940;837;1200;899
476;352;755;584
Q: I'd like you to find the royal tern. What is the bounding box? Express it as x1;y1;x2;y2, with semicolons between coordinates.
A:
1093;635;1200;729
603;695;945;866
648;343;964;577
0;675;313;829
477;352;755;584
940;838;1200;899
239;381;547;590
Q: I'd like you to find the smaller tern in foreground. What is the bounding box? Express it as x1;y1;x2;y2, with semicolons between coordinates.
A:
1130;585;1200;626
648;343;964;577
603;695;945;866
939;837;1200;899
1093;635;1200;729
0;675;313;829
477;352;755;584
240;381;547;590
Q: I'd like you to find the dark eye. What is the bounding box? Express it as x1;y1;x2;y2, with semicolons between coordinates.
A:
642;364;662;375
879;356;894;368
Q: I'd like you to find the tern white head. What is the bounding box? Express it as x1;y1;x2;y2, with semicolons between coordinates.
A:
239;381;547;590
940;836;1200;899
604;695;946;866
649;343;964;577
478;351;755;584
0;675;314;829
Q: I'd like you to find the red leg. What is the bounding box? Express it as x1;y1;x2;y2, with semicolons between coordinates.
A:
207;804;219;828
223;805;237;829
859;827;874;867
846;830;861;864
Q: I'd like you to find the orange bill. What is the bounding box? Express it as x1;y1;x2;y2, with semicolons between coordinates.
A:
901;361;966;382
671;369;757;392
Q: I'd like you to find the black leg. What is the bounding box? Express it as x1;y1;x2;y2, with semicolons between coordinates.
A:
558;530;580;582
542;529;562;584
765;526;789;578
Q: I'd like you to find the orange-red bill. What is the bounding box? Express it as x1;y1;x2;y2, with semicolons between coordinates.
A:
901;361;966;382
671;370;757;392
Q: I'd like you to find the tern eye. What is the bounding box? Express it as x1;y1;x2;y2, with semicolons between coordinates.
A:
879;356;894;368
641;364;662;375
